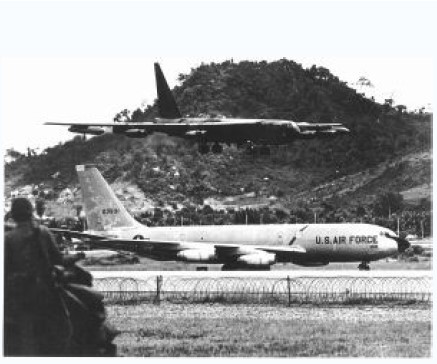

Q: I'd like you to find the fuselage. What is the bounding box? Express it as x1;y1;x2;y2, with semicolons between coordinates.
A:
89;222;399;264
112;118;300;144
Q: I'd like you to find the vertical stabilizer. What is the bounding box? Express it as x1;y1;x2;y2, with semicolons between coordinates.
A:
76;165;139;231
154;62;182;119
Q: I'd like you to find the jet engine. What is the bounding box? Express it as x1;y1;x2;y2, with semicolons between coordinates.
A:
68;125;106;135
123;129;149;138
236;252;276;266
176;249;216;263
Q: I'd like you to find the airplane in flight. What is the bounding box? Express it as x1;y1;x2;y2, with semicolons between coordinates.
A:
45;63;350;154
51;165;410;270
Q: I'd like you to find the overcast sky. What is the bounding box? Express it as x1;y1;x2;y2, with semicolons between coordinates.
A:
0;1;435;154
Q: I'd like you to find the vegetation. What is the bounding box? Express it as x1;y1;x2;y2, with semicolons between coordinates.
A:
4;59;432;236
109;303;431;357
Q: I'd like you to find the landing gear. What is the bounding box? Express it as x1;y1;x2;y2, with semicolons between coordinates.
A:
211;143;223;154
358;261;370;271
244;141;255;154
198;143;210;154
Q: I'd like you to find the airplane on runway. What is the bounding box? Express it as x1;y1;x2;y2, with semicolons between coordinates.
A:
51;165;410;271
45;63;350;155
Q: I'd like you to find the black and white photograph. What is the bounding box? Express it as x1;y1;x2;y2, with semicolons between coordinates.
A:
1;0;434;358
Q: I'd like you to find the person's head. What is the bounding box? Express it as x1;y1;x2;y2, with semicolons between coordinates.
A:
10;198;33;222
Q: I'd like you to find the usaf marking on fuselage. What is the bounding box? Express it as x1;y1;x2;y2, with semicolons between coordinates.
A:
315;235;378;245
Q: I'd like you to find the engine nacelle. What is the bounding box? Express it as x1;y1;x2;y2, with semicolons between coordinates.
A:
69;126;106;135
177;249;216;263
123;129;149;138
237;252;276;266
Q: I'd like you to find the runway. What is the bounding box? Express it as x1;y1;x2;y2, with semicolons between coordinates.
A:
91;269;432;280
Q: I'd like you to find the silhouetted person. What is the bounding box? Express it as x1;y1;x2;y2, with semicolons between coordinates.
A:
4;198;72;356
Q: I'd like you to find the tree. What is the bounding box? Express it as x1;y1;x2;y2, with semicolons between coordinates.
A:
131;108;145;123
395;105;407;115
113;109;131;123
373;192;404;218
5;148;24;163
35;198;45;218
356;206;366;217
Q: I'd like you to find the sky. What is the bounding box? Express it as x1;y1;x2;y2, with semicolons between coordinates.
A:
1;57;433;154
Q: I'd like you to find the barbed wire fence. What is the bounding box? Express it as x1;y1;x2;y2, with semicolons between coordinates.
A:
93;276;432;306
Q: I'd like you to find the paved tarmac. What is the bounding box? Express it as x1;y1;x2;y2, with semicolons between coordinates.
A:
91;269;432;279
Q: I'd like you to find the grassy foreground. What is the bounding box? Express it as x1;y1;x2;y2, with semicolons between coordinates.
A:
108;303;431;357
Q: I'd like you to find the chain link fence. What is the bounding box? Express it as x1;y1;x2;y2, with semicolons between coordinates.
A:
93;275;432;306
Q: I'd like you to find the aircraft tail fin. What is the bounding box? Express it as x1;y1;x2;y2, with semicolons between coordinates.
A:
154;62;182;119
76;165;140;232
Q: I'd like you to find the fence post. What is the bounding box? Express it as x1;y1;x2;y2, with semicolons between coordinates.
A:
154;275;162;305
287;275;291;306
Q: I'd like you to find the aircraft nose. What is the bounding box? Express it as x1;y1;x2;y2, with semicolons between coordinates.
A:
384;233;411;253
395;237;411;253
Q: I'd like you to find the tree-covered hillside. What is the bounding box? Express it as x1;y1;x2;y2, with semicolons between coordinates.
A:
4;59;432;236
134;59;430;171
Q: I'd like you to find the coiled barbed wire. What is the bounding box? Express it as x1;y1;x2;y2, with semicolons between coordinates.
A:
93;276;432;305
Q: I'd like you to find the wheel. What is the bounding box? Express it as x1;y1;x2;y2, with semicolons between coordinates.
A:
358;262;370;271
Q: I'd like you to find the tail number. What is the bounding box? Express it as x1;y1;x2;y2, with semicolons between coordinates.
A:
102;208;120;215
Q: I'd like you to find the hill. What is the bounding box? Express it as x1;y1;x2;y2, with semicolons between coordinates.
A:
4;59;432;236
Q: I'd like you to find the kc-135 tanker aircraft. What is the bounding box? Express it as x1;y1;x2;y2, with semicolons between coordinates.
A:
45;63;350;154
53;165;410;270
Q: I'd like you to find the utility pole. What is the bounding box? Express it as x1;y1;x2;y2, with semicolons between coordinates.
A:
314;212;317;223
397;217;400;236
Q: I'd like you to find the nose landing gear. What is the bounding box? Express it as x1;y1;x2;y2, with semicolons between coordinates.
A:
358;261;370;271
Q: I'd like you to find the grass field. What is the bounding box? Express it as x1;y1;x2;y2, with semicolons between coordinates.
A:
108;303;431;357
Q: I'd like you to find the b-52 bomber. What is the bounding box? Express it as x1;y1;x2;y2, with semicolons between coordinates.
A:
46;63;350;154
52;165;410;271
